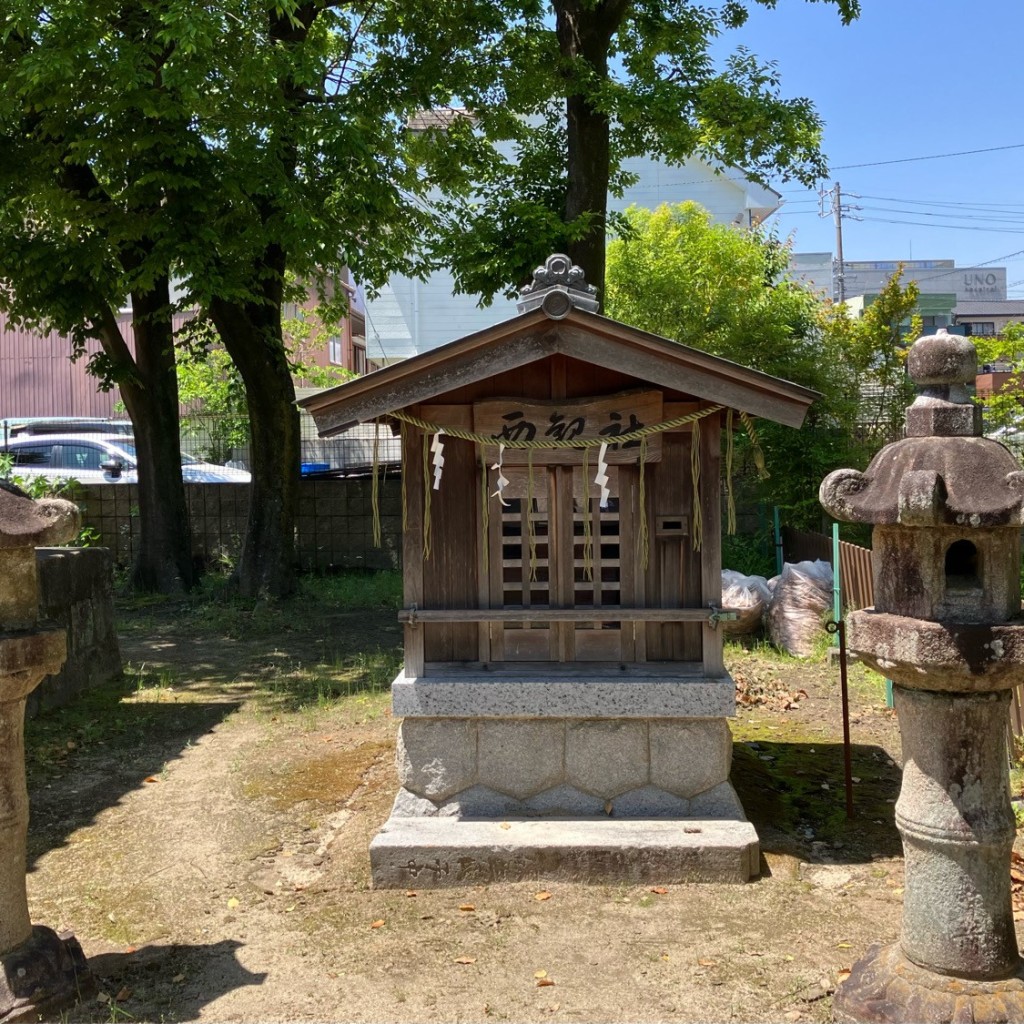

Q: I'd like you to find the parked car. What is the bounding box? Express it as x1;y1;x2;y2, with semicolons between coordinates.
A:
0;434;251;484
1;417;134;439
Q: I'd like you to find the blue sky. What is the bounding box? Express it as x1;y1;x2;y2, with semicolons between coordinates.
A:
711;0;1024;294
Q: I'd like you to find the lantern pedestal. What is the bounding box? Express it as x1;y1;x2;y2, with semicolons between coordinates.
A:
834;942;1024;1024
0;927;92;1024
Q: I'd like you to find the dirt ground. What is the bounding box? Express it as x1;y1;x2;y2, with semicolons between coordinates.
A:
19;584;949;1023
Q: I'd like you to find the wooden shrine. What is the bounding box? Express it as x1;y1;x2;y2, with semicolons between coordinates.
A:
301;254;816;886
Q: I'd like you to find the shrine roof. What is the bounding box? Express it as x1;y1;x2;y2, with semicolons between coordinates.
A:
299;304;818;438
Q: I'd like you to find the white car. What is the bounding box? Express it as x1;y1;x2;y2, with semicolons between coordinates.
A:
0;434;251;484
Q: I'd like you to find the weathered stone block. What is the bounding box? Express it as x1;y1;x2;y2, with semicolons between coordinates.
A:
437;785;527;818
396;719;477;801
369;818;761;887
477;720;564;798
524;784;606;817
390;788;439;817
649;719;732;798
612;786;690;818
29;548;122;718
688;781;745;819
566;720;648;797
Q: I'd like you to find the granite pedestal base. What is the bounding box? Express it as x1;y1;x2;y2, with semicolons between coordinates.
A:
370;817;759;887
833;942;1024;1024
373;671;757;887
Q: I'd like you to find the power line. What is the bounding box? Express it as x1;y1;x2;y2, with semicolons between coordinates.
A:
859;216;1024;236
832;142;1024;171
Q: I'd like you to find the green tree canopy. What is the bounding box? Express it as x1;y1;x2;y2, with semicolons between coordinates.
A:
971;322;1024;453
0;0;506;595
433;0;860;304
605;201;905;530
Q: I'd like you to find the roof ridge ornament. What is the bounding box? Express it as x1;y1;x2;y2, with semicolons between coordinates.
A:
516;253;600;319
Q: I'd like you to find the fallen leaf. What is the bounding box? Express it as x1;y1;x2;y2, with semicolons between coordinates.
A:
96;992;111;1005
115;987;132;1002
698;958;717;967
836;942;852;949
144;775;158;784
534;970;548;979
649;887;668;895
226;897;240;909
459;903;476;912
454;956;478;965
659;953;670;961
534;891;552;901
837;969;852;981
405;890;418;898
125;947;137;955
371;919;385;929
499;822;511;830
537;978;556;988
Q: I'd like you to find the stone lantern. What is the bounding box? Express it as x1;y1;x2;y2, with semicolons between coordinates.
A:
820;329;1024;1022
0;483;92;1021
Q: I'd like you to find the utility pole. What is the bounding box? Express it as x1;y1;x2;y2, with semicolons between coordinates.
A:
833;181;846;304
819;182;859;304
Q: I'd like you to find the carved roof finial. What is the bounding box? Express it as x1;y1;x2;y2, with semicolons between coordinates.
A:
905;328;981;438
517;253;600;319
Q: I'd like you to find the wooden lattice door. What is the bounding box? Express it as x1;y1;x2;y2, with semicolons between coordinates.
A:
486;464;636;663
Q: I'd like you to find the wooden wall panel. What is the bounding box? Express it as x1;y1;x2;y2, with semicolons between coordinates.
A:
642;434;700;660
423;438;480;662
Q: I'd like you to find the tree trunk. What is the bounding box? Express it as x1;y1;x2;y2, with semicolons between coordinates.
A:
554;0;630;309
97;281;194;593
210;296;299;599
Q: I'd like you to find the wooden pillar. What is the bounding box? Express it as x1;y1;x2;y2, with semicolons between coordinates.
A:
700;413;724;676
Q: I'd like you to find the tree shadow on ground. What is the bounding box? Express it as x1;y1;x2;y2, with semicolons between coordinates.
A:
66;939;266;1022
25;676;241;868
732;740;903;865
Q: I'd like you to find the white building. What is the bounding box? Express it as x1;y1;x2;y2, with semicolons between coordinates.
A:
786;255;1009;309
362;155;781;361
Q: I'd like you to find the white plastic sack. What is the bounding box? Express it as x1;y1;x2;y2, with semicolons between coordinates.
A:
720;569;771;636
765;559;834;657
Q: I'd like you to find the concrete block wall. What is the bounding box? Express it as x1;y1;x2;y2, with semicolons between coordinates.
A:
77;477;403;573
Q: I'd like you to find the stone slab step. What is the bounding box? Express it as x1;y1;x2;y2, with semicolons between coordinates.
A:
370;817;759;888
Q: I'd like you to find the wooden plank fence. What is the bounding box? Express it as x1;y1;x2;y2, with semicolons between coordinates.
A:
780;522;1024;750
780;525;874;612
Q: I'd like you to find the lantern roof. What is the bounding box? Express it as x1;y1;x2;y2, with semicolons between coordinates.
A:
0;482;79;549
